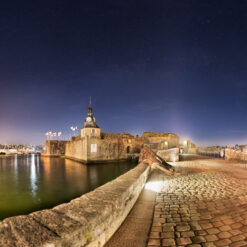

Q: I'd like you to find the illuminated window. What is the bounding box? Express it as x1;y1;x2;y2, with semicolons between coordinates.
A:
91;144;97;153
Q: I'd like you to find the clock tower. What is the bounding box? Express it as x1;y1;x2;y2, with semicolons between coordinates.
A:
81;97;101;138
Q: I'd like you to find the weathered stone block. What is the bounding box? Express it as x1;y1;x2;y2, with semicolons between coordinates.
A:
3;215;59;246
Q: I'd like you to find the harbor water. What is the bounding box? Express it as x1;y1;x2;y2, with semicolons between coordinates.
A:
0;154;136;220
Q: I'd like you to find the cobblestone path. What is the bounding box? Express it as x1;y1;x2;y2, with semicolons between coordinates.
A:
147;159;247;247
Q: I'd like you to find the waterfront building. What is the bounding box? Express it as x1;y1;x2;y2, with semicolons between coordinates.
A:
43;102;180;163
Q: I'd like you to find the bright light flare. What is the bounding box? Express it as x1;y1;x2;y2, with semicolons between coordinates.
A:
145;181;163;192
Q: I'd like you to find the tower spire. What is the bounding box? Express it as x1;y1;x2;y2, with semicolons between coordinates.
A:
83;96;99;128
89;96;92;108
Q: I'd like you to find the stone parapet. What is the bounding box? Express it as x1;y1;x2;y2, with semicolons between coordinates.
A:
197;146;223;158
0;162;150;247
157;148;179;162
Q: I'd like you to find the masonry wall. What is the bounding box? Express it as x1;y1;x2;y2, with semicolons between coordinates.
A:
44;132;180;163
65;138;87;162
87;137;122;162
43;140;68;156
0;162;150;247
86;135;145;162
225;148;247;161
64;133;146;163
167;134;180;148
187;148;197;154
157;148;179;162
142;132;179;150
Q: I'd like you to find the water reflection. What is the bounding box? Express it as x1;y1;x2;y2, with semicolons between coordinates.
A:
0;155;136;220
30;154;37;197
14;154;18;173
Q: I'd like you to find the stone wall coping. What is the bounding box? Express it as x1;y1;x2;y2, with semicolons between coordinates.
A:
0;162;150;247
45;140;69;143
157;147;179;152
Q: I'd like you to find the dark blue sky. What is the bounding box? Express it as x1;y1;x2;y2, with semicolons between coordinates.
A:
1;0;247;146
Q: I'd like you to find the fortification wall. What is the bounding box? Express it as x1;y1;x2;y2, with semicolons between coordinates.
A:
64;133;145;163
225;148;247;162
43;140;68;156
123;137;145;153
0;162;150;247
142;133;179;149
157;148;179;162
87;137;123;162
65;138;87;162
167;134;179;148
86;137;144;162
44;132;180;163
187;148;198;154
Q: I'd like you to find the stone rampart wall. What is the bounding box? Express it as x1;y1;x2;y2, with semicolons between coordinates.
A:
87;137;124;162
141;132;179;149
0;162;150;247
144;136;179;149
225;148;247;162
43;132;180;163
43;140;68;156
66;138;87;162
187;148;197;154
157;148;179;162
167;135;180;148
65;135;145;163
101;132;133;139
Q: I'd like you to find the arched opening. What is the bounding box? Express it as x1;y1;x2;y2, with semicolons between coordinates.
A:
126;146;130;153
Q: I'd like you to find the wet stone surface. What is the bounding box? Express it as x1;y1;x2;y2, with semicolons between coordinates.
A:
147;159;247;247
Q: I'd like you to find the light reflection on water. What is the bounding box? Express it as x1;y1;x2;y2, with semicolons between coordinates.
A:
0;155;136;220
30;154;37;197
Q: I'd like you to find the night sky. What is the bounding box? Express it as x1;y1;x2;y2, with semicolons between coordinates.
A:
1;0;247;146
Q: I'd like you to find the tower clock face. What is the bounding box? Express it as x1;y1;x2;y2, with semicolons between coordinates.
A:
86;117;91;122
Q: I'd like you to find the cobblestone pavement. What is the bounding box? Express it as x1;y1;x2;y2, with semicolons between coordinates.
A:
147;158;247;247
